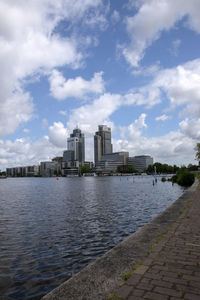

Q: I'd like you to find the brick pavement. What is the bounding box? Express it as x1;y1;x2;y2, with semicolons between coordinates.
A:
111;182;200;300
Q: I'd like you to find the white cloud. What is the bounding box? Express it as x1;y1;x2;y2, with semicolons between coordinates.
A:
119;113;147;139
122;0;200;67
115;125;196;166
170;39;181;56
67;93;122;134
48;122;68;148
111;10;120;24
155;114;170;121
154;59;200;117
59;110;68;116
0;0;106;138
0;90;33;138
0;136;65;169
179;118;200;140
131;63;161;77
23;128;30;133
41;119;48;130
49;70;105;100
126;58;200;117
124;87;161;108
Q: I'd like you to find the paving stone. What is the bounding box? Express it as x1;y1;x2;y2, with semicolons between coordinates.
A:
116;285;133;299
162;276;188;285
159;271;179;278
137;282;154;292
153;286;183;298
126;274;142;286
131;289;145;297
144;272;161;280
151;280;173;288
143;291;169;300
184;293;200;300
127;296;144;300
134;265;149;275
182;274;200;282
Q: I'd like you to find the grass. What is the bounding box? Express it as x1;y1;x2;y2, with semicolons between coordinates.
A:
107;293;121;300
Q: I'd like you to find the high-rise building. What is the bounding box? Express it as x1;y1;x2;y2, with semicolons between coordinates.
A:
67;128;85;164
94;125;112;164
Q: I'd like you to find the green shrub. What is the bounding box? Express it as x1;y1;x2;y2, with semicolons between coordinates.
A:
170;171;194;187
177;171;195;187
171;174;178;183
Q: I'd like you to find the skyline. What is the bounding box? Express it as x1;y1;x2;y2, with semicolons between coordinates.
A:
1;0;200;169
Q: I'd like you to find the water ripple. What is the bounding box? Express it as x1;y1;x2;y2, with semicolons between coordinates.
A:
0;176;184;299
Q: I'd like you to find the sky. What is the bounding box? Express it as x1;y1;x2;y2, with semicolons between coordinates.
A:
1;0;200;170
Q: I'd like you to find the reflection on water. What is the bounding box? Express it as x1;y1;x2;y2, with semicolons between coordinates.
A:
0;176;184;299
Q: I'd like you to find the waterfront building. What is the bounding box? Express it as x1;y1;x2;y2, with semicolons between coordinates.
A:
52;156;63;163
40;161;59;177
83;161;94;169
95;151;129;173
101;152;129;165
128;155;153;173
94;125;112;165
67;128;85;164
63;150;75;162
6;165;39;177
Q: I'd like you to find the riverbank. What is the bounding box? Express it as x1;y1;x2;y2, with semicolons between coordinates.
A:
42;180;198;300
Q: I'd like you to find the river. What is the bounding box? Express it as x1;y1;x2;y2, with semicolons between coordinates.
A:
0;176;184;299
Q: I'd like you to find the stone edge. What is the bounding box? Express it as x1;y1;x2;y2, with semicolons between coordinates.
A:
42;181;198;300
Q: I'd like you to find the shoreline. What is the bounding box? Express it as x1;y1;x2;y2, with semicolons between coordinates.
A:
42;180;198;300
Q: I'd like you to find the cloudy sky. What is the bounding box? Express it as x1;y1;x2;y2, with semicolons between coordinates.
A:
1;0;200;169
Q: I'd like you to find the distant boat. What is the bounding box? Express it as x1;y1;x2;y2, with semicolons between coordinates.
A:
0;176;7;179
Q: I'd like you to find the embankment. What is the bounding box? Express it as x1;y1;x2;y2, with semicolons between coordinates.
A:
42;181;198;300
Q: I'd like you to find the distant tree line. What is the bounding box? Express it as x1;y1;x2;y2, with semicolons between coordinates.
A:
146;162;198;174
0;171;6;176
117;165;137;173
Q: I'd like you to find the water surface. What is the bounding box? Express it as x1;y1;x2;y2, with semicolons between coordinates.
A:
0;176;184;299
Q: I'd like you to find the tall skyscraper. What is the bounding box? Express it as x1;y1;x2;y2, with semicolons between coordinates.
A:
94;125;112;164
67;128;85;163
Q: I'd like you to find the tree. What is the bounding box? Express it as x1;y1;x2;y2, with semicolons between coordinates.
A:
195;143;200;165
80;165;90;175
187;164;198;171
117;165;137;173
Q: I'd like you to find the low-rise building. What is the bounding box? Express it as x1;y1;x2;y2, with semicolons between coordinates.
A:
95;152;129;173
40;161;59;177
128;155;153;173
6;165;40;177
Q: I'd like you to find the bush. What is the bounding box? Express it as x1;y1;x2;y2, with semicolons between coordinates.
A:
170;175;177;183
177;171;195;187
170;171;195;187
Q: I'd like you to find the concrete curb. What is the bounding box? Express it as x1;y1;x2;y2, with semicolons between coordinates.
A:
42;181;198;300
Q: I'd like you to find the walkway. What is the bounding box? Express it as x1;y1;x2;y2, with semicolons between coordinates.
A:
113;182;200;300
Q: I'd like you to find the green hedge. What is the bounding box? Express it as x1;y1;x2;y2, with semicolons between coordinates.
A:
171;171;195;187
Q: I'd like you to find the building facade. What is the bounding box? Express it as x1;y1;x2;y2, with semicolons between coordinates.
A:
95;151;129;173
94;125;112;165
67;128;85;164
40;161;59;177
6;165;39;177
63;150;75;162
128;155;153;173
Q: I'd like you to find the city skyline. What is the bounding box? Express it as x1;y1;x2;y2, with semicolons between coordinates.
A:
6;126;154;175
1;1;200;170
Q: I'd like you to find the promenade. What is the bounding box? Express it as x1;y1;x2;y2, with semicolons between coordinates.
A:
113;181;200;300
